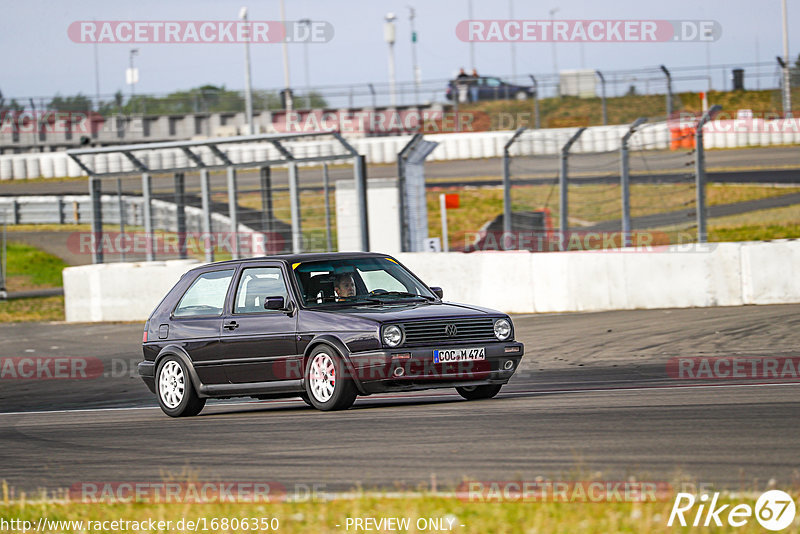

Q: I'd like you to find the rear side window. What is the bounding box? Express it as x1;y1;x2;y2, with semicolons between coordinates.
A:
234;267;289;313
174;269;235;317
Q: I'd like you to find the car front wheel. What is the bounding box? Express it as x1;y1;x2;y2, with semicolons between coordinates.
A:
304;347;358;411
456;384;502;400
156;356;206;417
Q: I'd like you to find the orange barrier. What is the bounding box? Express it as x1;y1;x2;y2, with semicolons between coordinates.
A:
670;126;696;150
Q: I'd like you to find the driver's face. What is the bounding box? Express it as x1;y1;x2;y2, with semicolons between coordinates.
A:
336;276;356;297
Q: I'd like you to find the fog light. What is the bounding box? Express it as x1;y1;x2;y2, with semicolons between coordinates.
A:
503;360;514;370
504;346;520;353
393;367;405;377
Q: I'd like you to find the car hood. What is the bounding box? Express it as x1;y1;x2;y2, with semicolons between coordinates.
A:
312;301;503;323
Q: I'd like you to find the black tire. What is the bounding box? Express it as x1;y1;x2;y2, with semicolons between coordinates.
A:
304;346;358;411
455;384;503;400
298;392;313;407
155;355;206;417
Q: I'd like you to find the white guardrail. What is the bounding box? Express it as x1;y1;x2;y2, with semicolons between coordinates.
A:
3;120;800;180
63;240;800;322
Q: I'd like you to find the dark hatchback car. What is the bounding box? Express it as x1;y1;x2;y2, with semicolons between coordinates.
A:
139;252;524;417
445;76;535;102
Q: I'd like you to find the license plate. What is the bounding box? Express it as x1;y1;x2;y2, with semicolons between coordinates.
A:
434;347;485;363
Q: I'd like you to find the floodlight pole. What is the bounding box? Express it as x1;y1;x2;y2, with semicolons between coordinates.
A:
781;0;792;116
240;7;255;134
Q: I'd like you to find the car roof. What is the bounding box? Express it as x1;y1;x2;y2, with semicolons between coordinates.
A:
187;251;395;273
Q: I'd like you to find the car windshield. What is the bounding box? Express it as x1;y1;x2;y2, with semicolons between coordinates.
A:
293;257;436;307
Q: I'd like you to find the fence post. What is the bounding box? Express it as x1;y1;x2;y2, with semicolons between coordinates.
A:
89;175;103;264
660;65;672;118
323;163;333;252
200;168;214;263
439;194;449;252
695;105;722;243
353;155;369;252
1;209;6;300
117;177;126;262
288;162;302;254
226;166;240;259
559;128;587;251
141;172;154;261
528;75;540;129
173;172;186;259
596;70;607;125
620;118;647;247
260;166;274;246
502;127;527;244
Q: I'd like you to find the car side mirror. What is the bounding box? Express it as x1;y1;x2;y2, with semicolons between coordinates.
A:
264;296;285;310
430;287;443;299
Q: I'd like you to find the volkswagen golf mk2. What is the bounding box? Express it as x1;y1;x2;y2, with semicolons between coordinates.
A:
138;252;524;417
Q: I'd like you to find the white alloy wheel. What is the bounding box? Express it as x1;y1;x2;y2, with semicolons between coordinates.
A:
309;352;336;403
158;360;185;409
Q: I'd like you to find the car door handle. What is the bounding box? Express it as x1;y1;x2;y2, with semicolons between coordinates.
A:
223;321;239;331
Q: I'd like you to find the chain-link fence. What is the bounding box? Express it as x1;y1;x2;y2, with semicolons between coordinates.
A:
475;113;716;252
62;134;365;264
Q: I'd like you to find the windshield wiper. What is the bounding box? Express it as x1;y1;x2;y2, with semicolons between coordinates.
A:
374;291;436;301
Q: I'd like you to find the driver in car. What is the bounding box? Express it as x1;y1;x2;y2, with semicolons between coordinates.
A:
334;272;356;301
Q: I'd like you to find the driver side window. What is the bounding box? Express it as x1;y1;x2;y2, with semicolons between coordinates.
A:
234;267;289;314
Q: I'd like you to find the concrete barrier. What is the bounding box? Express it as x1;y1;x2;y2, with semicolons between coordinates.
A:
62;240;800;322
63;260;200;322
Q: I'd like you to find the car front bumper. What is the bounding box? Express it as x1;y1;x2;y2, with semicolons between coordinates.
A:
346;341;524;395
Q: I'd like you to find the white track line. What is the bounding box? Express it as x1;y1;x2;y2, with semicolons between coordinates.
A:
0;380;797;417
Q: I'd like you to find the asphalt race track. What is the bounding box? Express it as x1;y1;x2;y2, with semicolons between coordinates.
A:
1;304;798;494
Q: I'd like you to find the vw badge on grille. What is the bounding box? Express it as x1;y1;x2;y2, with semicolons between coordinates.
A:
445;323;458;337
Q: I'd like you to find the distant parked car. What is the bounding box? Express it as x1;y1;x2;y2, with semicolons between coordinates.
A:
446;76;535;102
139;252;524;417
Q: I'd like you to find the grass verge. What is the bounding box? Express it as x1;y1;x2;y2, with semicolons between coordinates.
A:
0;242;67;322
0;488;794;533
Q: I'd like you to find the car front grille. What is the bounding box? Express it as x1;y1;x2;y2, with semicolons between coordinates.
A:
402;318;497;346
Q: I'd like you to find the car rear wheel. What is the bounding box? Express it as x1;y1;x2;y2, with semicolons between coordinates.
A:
456;384;503;400
156;356;206;417
514;91;528;100
305;347;357;411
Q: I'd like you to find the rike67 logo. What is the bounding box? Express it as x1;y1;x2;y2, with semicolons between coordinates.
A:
668;490;797;531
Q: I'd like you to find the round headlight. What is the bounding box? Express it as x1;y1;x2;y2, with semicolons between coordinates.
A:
383;325;403;347
494;318;512;341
